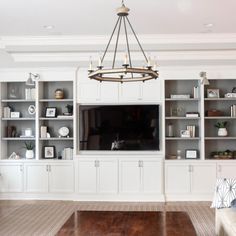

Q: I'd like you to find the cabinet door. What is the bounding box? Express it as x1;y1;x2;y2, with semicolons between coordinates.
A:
78;159;97;193
24;164;48;193
142;159;162;194
100;82;119;102
78;80;100;103
97;159;118;194
0;165;23;192
119;160;140;193
191;164;216;195
49;164;74;193
142;80;162;101
119;83;142;102
165;164;191;194
217;164;236;178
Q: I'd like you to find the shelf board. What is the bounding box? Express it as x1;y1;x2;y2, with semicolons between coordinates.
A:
1;118;35;121
39;117;73;120
205;137;236;140
205;98;236;101
165;116;200;120
39;99;73;102
165;98;199;101
1;99;35;103
39;138;74;141
2;137;35;141
165;137;200;140
205;116;236;119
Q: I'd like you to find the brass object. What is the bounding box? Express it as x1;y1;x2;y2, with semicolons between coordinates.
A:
55;89;64;99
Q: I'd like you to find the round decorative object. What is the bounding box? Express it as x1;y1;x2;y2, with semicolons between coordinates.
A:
58;127;69;137
28;105;36;115
55;89;64;99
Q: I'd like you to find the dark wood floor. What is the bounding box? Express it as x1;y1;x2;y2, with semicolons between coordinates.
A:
57;211;197;236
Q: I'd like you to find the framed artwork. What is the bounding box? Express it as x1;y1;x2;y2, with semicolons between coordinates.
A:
180;130;191;138
44;146;55;159
45;107;57;118
185;149;198;159
207;89;220;98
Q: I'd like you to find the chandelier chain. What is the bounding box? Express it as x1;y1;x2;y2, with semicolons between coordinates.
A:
112;17;122;68
125;16;148;63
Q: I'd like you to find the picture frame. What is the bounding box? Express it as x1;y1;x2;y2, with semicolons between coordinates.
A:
43;146;55;159
207;89;220;98
180;130;191;138
10;111;20;118
185;149;198;159
45;107;57;118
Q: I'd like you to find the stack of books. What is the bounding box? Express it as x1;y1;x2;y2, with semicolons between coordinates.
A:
230;105;236;117
187;125;196;137
61;147;73;160
3;106;11;118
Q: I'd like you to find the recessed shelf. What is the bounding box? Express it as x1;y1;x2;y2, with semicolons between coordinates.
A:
205;137;236;140
2;138;35;141
205;98;236;101
1;99;35;103
165;98;199;101
205;116;236;119
165;137;200;140
1;118;35;121
39;138;73;141
165;117;200;120
39;99;73;102
39;117;73;120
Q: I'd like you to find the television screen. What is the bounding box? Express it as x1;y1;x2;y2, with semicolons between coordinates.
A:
79;105;159;151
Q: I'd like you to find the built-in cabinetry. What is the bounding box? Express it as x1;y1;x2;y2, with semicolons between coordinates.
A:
164;79;201;160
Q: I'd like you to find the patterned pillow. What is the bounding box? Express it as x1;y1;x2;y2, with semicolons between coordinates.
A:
211;178;236;208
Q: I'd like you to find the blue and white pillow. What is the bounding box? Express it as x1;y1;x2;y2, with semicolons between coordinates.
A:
211;178;236;208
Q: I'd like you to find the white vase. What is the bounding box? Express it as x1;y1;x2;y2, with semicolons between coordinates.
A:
26;150;34;159
218;128;228;137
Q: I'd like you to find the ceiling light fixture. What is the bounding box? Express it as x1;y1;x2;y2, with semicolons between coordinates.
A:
26;73;40;86
88;0;158;83
200;71;210;85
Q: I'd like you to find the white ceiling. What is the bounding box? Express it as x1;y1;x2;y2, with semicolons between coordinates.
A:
0;0;236;35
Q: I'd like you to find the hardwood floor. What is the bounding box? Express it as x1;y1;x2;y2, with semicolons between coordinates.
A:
57;211;197;236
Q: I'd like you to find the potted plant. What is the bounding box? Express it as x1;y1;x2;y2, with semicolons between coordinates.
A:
215;121;228;136
24;142;35;159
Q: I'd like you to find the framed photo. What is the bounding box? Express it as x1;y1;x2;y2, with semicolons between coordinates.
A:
185;149;198;159
10;111;20;118
180;130;191;138
207;89;220;98
45;107;57;118
43;146;55;159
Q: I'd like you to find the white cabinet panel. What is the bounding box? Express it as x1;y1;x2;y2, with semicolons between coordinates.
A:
217;164;236;178
78;159;97;193
119;160;140;193
0;165;23;192
100;82;119;102
119;83;142;102
191;164;216;195
49;164;74;193
142;80;161;101
78;81;100;103
24;164;48;193
165;164;190;194
98;159;118;194
142;160;162;194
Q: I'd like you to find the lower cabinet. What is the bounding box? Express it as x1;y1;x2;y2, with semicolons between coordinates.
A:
0;164;24;192
165;162;216;196
119;158;162;194
78;158;118;194
24;163;74;193
217;163;236;178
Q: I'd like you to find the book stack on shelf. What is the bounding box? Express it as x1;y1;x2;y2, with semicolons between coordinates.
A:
230;105;236;117
61;147;73;160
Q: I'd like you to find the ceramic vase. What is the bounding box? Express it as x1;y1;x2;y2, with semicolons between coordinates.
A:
218;128;228;137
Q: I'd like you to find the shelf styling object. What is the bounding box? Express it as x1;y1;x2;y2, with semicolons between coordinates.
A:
65;104;73;115
88;0;158;83
58;127;69;138
210;150;236;159
24;141;34;159
206;109;223;117
55;89;64;99
215;121;228;137
28;105;36;115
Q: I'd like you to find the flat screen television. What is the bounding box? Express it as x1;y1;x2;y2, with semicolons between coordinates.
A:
79;105;159;151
